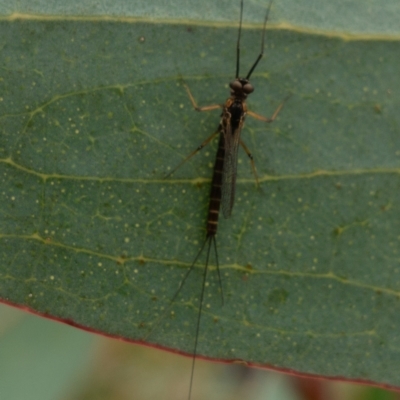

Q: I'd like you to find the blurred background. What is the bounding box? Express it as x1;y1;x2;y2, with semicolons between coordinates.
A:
0;302;398;400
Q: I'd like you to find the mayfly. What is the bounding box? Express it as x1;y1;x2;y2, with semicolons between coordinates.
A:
152;0;288;398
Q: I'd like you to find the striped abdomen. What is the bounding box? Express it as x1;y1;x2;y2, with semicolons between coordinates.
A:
206;133;225;237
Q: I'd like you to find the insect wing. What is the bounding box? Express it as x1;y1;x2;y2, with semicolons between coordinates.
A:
221;118;243;218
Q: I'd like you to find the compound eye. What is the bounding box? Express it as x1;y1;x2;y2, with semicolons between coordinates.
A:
243;83;254;93
229;80;242;91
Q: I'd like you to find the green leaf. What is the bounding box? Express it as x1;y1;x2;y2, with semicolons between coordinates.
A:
1;0;400;392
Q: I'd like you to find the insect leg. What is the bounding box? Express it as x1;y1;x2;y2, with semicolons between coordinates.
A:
240;139;260;187
165;130;219;178
247;93;291;123
183;83;222;112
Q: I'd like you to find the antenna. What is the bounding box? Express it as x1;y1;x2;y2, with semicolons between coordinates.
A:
235;0;244;78
246;0;273;79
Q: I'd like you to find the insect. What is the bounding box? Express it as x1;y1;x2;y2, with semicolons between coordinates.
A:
151;0;289;398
